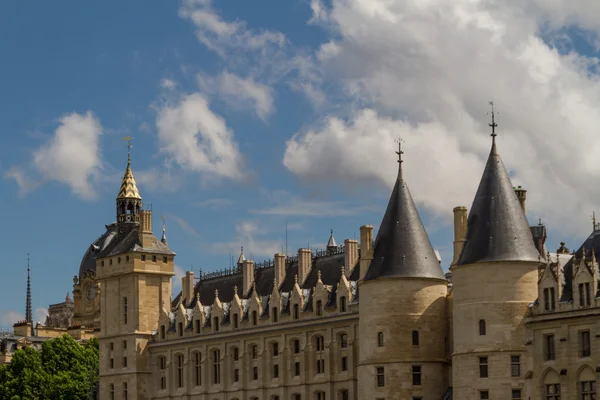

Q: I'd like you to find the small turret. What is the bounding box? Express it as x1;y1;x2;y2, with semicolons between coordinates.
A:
116;137;142;234
326;229;337;255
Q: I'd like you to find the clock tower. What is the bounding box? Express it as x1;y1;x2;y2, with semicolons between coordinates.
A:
116;137;142;234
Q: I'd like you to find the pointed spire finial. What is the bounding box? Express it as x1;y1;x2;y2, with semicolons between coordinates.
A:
161;215;168;245
215;288;219;299
26;253;32;323
592;211;597;232
125;136;133;165
317;269;322;281
294;274;298;284
395;138;404;179
234;285;238;296
341;265;345;276
488;101;498;144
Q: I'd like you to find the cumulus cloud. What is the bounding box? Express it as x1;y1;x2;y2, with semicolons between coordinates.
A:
6;111;103;199
172;264;187;295
0;311;24;328
283;0;600;237
161;78;177;90
156;93;244;180
198;71;275;120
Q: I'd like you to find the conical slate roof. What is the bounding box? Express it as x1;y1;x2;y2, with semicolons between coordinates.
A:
457;139;539;265
117;154;141;200
364;154;445;281
327;230;337;248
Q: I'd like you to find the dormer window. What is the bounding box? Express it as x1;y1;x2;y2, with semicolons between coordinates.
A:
544;287;556;311
579;283;592;307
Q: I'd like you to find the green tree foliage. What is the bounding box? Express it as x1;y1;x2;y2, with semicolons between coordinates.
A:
0;335;98;400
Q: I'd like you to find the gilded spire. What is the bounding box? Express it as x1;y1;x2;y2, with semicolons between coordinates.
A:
117;136;141;200
26;253;32;323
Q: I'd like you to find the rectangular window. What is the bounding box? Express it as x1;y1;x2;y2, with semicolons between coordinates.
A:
233;347;239;361
340;334;348;348
581;381;596;399
233;314;238;329
110;383;114;400
123;340;127;350
512;389;522;400
479;357;488;378
341;356;348;372
544;287;551;311
412;365;421;386
341;390;349;400
193;352;201;386
152;255;157;262
545;383;560;400
316;359;325;374
545;334;555;361
123;382;128;400
479;319;486;335
109;259;113;265
340;296;347;312
581;330;591;357
126;255;130;262
480;391;489;400
511;355;520;377
123;357;127;368
234;368;239;382
316;300;323;316
162;256;167;263
141;255;146;261
212;349;221;385
253;366;258;381
294;339;300;354
377;332;384;347
293;304;299;320
295;361;301;376
586;282;591;306
550;287;556;310
377;367;385;387
273;364;279;378
272;307;278;322
195;320;200;334
123;297;128;325
117;257;121;264
273;342;279;356
110;358;114;369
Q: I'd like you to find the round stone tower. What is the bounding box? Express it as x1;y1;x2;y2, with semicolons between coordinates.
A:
451;130;541;398
357;144;449;399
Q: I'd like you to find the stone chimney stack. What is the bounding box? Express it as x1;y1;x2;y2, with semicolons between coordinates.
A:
274;253;286;288
298;248;312;285
451;206;468;268
359;225;374;280
242;260;255;296
139;210;153;247
344;239;358;278
181;271;195;304
514;186;527;214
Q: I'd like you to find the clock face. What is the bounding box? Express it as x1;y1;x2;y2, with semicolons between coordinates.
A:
85;284;97;302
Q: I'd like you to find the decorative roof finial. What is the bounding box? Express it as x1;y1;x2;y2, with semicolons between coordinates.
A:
317;269;322;282
395;137;404;179
341;265;345;276
215;288;219;299
592;211;597;232
125;135;133;166
161;215;168;245
26;253;32;323
488;101;498;144
234;285;238;296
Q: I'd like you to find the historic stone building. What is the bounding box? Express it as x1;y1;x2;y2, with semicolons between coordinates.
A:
27;115;599;399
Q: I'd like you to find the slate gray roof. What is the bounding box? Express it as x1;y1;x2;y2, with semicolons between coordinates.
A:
559;229;600;302
79;223;174;278
457;139;540;265
364;160;445;281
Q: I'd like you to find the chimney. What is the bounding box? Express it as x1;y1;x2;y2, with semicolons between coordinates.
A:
242;260;255;296
274;253;286;288
344;239;358;278
359;225;374;280
451;206;467;268
514;186;526;214
181;271;195;304
139;210;153;247
298;248;312;285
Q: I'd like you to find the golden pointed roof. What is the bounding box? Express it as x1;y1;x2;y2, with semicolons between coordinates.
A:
117;144;141;200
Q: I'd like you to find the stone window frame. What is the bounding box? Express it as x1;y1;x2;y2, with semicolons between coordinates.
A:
175;352;185;388
191;351;202;387
211;348;221;385
157;355;167;390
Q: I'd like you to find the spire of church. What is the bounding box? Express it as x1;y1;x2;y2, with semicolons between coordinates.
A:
326;230;337;255
161;215;168;245
364;142;445;281
457;105;539;265
237;247;246;267
117;136;141;201
26;253;32;323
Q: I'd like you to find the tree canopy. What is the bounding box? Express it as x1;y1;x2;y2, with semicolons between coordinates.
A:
0;335;98;400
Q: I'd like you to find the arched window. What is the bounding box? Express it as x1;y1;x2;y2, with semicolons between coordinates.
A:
543;370;560;400
176;353;184;388
314;391;325;400
339;296;346;313
178;322;183;337
212;349;221;384
158;356;167;390
232;347;239;361
579;367;596;399
192;351;201;386
293;303;300;320
160;325;165;339
252;310;258;326
339;390;349;400
412;330;419;346
479;319;486;336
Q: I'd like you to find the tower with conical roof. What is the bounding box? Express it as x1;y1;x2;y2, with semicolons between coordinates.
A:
116;136;142;235
326;229;337;255
451;106;541;399
357;141;449;399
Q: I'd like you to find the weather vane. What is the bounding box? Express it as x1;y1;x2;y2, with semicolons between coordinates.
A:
124;136;133;161
487;101;498;140
592;211;597;231
394;137;405;177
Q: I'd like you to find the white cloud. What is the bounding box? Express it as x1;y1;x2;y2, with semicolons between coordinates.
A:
172;264;187;295
0;311;24;328
253;189;380;217
168;213;201;238
197;71;275;120
6;112;103;199
284;0;600;237
211;221;283;259
156;93;244;180
161;78;177;89
34;307;48;325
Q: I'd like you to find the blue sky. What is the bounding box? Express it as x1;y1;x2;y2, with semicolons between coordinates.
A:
2;0;600;326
